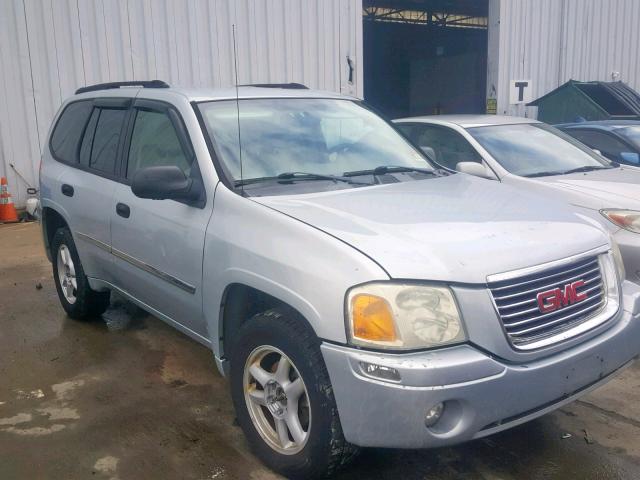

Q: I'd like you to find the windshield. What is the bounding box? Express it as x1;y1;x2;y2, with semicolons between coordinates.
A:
616;126;640;150
467;123;610;177
197;98;431;190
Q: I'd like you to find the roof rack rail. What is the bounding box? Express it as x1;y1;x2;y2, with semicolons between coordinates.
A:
240;83;309;90
75;80;170;95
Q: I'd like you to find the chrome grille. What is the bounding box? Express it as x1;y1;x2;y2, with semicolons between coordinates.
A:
488;255;606;349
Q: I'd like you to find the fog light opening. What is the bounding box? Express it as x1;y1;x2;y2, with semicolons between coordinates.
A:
424;402;445;428
359;361;401;382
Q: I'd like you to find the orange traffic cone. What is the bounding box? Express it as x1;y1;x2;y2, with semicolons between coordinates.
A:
0;177;19;223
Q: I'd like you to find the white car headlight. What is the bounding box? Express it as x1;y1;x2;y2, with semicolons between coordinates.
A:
601;209;640;234
346;283;466;349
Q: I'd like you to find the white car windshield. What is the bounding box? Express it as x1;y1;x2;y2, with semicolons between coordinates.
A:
468;123;612;177
197;98;432;188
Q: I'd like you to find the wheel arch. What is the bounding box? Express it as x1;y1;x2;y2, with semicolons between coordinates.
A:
41;206;70;262
218;282;320;368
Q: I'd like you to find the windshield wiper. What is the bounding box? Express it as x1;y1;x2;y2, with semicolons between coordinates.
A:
523;165;615;178
233;172;370;187
522;170;566;178
276;172;371;185
561;165;614;174
343;165;440;177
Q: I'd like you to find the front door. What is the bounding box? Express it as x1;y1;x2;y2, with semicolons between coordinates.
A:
110;99;211;339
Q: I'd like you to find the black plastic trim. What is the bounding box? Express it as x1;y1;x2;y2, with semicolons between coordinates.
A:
75;80;169;95
239;83;308;89
93;97;132;109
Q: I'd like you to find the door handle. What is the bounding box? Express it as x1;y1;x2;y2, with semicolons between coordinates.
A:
116;202;130;218
61;184;74;197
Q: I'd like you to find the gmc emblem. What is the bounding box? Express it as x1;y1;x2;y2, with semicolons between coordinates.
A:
536;280;588;313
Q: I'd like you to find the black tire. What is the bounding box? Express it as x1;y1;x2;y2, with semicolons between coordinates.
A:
51;227;110;320
230;307;358;479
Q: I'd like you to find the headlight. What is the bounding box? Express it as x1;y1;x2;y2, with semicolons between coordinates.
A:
601;209;640;234
610;236;626;281
346;283;466;349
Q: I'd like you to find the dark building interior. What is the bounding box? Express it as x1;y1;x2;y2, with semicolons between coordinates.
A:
363;0;489;119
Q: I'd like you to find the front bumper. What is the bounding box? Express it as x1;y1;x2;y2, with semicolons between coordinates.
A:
322;284;640;449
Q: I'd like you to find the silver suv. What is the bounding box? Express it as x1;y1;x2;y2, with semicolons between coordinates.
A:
40;81;640;479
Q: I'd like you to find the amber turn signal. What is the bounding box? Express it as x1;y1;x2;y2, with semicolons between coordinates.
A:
351;294;397;342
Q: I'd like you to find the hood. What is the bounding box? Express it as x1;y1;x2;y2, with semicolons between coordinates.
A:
523;166;640;210
255;175;609;283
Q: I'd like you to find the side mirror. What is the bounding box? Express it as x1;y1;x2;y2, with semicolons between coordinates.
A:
456;162;495;180
620;152;640;164
131;166;198;201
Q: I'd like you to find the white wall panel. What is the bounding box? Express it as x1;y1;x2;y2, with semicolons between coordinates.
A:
0;0;362;207
493;0;640;117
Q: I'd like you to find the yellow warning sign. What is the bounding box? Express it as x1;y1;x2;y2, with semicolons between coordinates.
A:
486;98;497;114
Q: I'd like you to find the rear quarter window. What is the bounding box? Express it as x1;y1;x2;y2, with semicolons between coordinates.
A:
50;100;93;163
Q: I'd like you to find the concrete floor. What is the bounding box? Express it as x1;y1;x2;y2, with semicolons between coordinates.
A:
1;222;640;480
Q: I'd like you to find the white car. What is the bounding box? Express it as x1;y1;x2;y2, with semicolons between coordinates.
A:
394;115;640;283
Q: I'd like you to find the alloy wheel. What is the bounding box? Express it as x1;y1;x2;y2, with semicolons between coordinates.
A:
243;345;311;455
56;244;77;304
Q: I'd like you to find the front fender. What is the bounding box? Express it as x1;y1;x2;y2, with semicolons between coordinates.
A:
202;185;388;359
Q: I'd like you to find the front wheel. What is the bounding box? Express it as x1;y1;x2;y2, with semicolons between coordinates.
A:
230;308;357;479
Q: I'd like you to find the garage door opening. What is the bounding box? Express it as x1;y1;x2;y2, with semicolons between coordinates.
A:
363;0;489;119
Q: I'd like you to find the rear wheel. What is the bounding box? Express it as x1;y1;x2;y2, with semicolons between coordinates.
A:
230;308;357;479
51;227;110;320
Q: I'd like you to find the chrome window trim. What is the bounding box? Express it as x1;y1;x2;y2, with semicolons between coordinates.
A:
76;231;196;294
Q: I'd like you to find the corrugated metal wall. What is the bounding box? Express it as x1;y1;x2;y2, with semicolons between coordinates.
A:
492;0;640;117
0;0;363;207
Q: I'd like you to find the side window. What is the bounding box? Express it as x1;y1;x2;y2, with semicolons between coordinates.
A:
50;101;94;163
405;124;483;171
126;109;192;179
90;109;127;174
567;129;629;161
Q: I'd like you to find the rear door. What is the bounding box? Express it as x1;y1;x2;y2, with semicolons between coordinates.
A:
47;98;130;282
109;99;210;338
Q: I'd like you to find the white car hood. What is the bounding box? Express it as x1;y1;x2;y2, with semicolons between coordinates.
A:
522;166;640;210
255;175;609;284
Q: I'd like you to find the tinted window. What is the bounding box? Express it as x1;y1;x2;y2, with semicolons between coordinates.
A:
566;129;631;161
126;110;192;179
400;124;482;170
90;109;126;174
50;101;93;163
